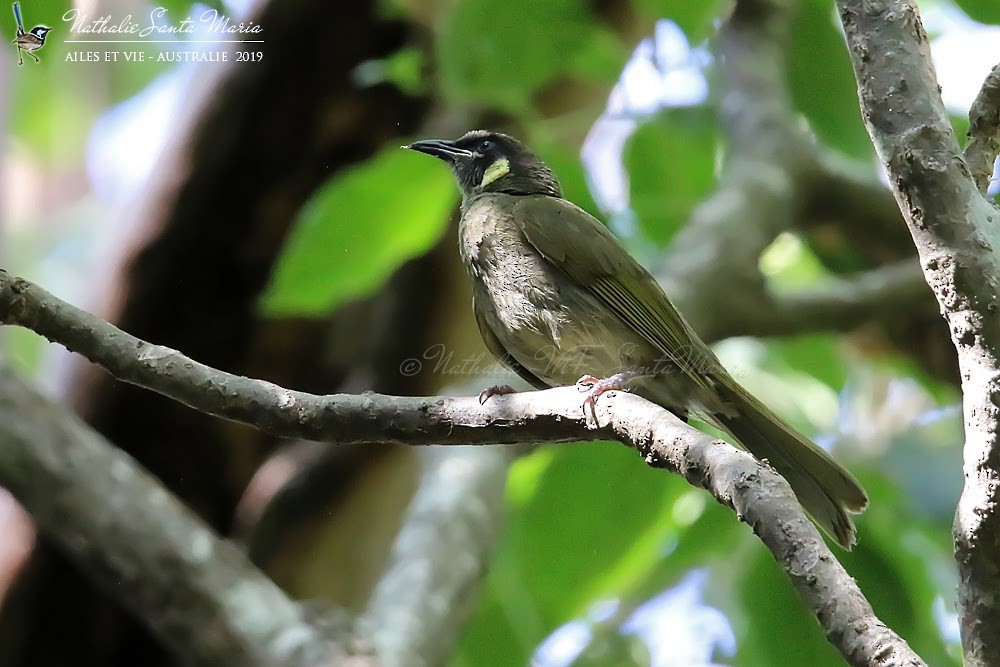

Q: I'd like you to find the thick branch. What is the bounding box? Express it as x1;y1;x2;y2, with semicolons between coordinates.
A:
653;0;934;356
836;2;1000;665
965;63;1000;195
800;155;957;382
658;0;809;325
359;446;519;667
0;367;343;667
738;260;928;338
0;270;925;666
804;151;915;262
0;270;590;446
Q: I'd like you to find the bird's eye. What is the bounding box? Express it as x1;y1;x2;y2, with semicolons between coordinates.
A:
478;139;495;153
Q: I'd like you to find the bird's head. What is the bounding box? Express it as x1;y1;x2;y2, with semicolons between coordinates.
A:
405;130;561;199
29;26;51;39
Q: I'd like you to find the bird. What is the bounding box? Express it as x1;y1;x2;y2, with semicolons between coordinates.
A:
405;130;869;548
11;2;50;66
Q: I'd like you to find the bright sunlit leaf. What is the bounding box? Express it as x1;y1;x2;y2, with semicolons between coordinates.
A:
261;148;457;315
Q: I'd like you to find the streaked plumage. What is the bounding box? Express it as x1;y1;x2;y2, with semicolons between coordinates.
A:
406;130;868;548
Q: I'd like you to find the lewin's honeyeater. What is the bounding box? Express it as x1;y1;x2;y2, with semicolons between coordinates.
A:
405;130;868;548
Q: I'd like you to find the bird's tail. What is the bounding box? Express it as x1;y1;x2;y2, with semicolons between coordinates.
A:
710;375;868;549
12;2;23;34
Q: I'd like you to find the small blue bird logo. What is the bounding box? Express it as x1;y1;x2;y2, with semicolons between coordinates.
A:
11;2;50;65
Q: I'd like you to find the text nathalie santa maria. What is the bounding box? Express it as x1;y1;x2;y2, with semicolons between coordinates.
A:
61;7;263;38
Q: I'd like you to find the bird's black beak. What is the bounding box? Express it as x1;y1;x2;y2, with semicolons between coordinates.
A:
404;139;473;163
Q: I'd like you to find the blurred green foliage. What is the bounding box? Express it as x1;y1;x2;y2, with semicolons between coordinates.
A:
437;0;624;113
631;0;727;41
3;1;173;162
787;0;874;160
454;441;695;666
7;0;994;663
261;147;458;315
625;109;718;246
952;0;1000;24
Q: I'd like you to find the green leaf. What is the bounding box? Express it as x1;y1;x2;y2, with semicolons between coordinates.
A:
437;0;624;112
6;328;44;376
764;334;848;394
952;0;1000;24
952;113;971;146
455;441;690;666
760;232;832;288
354;48;426;96
788;0;874;159
620;499;743;611
380;47;425;96
570;27;631;84
5;1;95;164
714;336;842;433
11;79;98;167
504;443;687;621
624;108;718;247
261;148;457;315
631;0;727;41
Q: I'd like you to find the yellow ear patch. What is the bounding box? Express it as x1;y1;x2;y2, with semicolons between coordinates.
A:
481;158;510;187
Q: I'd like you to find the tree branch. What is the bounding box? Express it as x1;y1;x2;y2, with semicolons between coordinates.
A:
359;446;520;667
804;150;915;264
800;154;958;382
0;366;346;667
965;63;1000;195
0;269;926;666
739;260;928;338
836;2;1000;665
637;0;936;395
659;0;810;326
656;0;933;350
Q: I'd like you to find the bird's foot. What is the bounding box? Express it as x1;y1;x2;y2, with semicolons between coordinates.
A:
479;384;517;405
576;372;629;420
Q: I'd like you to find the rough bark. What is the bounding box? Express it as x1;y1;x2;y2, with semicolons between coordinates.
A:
0;367;350;667
836;2;1000;665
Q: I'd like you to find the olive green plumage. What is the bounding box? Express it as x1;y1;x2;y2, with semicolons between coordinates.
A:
406;130;868;548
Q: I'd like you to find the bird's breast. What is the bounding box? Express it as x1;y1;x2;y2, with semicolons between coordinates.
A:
459;202;562;332
458;195;652;385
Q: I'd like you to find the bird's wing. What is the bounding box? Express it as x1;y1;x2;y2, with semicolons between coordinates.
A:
512;195;717;394
474;295;550;390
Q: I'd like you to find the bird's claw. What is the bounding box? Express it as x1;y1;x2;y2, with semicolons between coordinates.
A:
575;373;627;422
479;384;517;405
